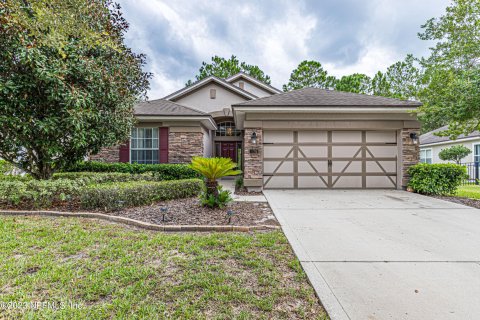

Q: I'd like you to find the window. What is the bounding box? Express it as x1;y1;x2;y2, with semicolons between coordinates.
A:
130;128;159;164
474;144;480;163
420;148;432;164
215;122;241;137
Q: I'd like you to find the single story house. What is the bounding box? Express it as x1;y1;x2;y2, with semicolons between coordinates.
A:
91;72;421;191
420;126;480;164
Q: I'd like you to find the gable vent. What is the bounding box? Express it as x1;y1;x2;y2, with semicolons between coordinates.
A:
238;81;245;89
210;88;216;99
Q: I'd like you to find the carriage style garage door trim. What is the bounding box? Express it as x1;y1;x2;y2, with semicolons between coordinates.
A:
263;130;399;189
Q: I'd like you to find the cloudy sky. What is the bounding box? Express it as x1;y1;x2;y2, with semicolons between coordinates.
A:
118;0;450;99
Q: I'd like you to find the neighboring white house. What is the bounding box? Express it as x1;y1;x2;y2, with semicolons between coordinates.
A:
420;125;480;164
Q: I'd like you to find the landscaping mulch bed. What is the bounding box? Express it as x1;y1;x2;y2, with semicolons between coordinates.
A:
109;197;279;226
431;195;480;209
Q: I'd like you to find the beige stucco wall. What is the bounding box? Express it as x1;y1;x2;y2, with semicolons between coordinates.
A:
421;138;480;163
173;84;249;114
231;79;273;98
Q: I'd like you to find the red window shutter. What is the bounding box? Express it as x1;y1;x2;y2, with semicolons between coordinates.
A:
119;140;130;163
159;127;169;163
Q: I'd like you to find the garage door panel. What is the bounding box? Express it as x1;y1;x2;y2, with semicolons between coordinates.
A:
332;131;362;143
298;161;328;173
366;131;396;143
264;131;293;143
332;161;362;173
366;146;397;158
264;146;293;158
299;146;328;158
298;176;328;188
298;131;328;143
264;176;294;189
264;161;293;174
366;176;396;188
332;176;362;188
366;161;396;173
332;146;362;158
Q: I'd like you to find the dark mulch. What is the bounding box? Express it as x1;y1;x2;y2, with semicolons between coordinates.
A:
108;197;279;226
431;195;480;209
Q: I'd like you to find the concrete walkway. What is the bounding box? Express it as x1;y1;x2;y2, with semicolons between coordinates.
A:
264;189;480;320
219;179;267;202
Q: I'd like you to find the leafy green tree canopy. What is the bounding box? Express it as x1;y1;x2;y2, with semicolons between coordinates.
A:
418;0;480;138
334;73;371;94
438;145;472;164
0;0;151;179
186;55;271;86
283;60;336;92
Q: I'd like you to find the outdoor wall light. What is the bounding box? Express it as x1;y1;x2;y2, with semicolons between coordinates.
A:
250;131;257;145
410;132;418;145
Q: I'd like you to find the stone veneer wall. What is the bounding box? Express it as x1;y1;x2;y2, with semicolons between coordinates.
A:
243;128;263;181
168;132;204;163
401;128;420;188
89;146;120;162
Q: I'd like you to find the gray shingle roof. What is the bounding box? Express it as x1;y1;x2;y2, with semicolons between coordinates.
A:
232;87;422;107
134;99;209;116
420;125;480;145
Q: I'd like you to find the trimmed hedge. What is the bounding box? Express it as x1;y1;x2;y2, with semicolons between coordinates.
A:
52;172;157;183
63;161;200;180
0;179;86;208
408;163;468;195
80;179;203;211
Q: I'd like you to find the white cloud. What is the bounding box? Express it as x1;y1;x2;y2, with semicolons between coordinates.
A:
118;0;451;97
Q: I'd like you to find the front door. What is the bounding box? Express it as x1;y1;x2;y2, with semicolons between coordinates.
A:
221;142;237;163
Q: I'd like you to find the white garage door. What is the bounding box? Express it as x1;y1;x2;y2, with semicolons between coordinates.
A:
263;130;398;189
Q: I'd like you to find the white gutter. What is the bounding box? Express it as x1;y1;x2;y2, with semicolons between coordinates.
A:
135;115;217;130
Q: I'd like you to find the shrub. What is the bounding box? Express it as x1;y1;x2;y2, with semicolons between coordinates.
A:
235;176;244;190
63;161;200;180
200;186;233;209
52;172;156;183
408;163;468;195
80;179;203;211
0;179;86;208
0;160;14;175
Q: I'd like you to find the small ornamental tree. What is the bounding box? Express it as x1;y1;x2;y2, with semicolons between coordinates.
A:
189;157;241;208
0;1;151;179
438;145;472;164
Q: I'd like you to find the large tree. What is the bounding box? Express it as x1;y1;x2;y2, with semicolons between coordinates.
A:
186;55;271;86
0;0;150;179
371;54;422;100
418;0;480;138
283;60;336;92
334;73;372;94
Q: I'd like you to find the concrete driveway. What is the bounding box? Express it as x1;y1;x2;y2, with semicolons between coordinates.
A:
264;190;480;320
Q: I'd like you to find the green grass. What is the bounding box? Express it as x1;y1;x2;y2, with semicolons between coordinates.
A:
0;216;327;319
455;185;480;200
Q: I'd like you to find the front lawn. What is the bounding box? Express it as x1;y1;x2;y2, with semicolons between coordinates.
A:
455;185;480;200
0;216;327;319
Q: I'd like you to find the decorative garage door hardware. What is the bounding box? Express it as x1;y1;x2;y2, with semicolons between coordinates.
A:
263;130;398;189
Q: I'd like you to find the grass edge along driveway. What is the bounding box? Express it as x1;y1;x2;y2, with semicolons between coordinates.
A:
0;216;328;319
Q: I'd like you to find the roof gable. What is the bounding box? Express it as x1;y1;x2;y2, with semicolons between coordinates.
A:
225;72;282;94
163;76;257;101
233;87;422;107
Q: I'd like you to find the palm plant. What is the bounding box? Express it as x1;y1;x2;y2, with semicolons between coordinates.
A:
189;157;242;197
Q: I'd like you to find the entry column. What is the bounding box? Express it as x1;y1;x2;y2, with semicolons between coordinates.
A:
244;127;263;192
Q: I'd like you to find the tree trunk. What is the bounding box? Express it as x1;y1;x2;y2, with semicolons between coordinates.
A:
205;180;219;198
